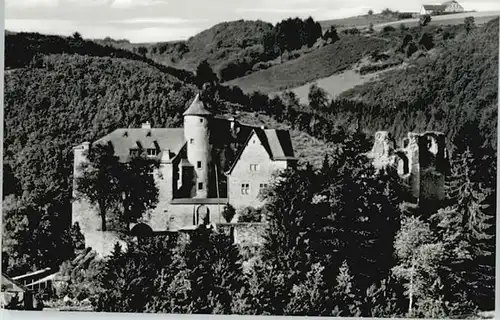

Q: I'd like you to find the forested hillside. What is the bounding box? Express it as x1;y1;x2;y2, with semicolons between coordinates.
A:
3;54;196;274
341;17;498;151
5;31;194;83
2;14;497;317
144;20;273;75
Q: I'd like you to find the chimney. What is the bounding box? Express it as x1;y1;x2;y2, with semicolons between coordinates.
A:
142;121;151;129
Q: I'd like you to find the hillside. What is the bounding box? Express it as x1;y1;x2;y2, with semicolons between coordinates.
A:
5;31;194;83
340;17;499;150
271;23;467;103
226;35;389;94
130;20;273;80
4;54;196;207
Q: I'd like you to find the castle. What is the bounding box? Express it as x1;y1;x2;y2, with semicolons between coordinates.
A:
72;94;297;254
367;130;449;204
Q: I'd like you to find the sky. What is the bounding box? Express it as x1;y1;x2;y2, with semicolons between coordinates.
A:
5;0;500;43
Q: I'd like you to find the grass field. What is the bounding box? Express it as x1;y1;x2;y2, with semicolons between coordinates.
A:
319;14;400;30
225;36;389;94
368;11;499;31
270;66;403;104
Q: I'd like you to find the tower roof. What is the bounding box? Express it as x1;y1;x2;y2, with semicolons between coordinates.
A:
183;94;212;116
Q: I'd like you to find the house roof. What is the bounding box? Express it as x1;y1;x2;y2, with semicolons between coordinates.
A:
442;0;459;5
226;128;297;175
422;4;446;10
2;274;28;293
94;128;185;162
183;94;212;116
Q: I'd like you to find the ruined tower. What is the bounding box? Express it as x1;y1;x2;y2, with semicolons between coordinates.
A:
183;94;213;198
369;131;449;205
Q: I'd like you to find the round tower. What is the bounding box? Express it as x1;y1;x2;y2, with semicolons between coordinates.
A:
183;94;212;198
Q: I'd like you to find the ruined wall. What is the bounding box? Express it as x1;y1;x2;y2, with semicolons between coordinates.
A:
369;131;448;204
216;223;267;246
367;131;396;170
416;132;447;202
142;201;227;231
228;132;288;209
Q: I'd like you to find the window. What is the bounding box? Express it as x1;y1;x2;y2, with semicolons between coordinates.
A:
147;148;157;156
259;183;268;189
198;182;203;190
250;164;259;171
190;138;194;144
197;161;202;168
241;183;250;195
129;149;139;157
199;118;203;123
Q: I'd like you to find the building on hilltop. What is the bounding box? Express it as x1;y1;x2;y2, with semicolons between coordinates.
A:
420;1;464;15
72;94;297;254
367;130;450;205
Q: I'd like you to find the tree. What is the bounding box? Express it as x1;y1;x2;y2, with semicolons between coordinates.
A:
195;60;218;88
120;154;160;224
72;32;82;40
308;83;328;111
369;23;374;33
392;216;447;317
137;46;148;56
74;143;122;232
75;143;159;232
419;14;432;27
418;33;434;50
285;263;331;315
222;204;236;223
464;16;475;34
368;9;374;15
323;26;340;43
406;41;418;57
331;261;361;316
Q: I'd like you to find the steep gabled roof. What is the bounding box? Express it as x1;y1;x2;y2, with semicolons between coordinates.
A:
183;94;212;116
422;4;446;10
94;128;185;162
226;128;297;175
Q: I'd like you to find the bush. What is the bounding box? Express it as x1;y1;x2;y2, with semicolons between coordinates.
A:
222;204;236;223
420;14;432;26
382;26;396;33
237;207;263;223
406;41;418;57
398;13;413;19
343;28;360;35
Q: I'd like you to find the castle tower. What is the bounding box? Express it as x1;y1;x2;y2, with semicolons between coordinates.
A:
183;94;213;198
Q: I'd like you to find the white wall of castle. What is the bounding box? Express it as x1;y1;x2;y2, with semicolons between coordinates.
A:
227;132;289;209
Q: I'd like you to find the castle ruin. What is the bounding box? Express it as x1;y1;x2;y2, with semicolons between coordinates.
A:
367;130;450;204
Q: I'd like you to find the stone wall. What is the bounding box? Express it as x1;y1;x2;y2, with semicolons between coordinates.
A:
369;131;448;204
216;223;267;246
